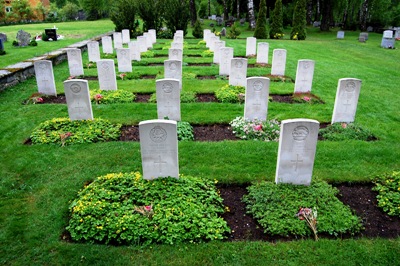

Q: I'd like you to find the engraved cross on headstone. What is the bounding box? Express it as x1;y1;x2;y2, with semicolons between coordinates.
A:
291;154;303;172
154;155;167;175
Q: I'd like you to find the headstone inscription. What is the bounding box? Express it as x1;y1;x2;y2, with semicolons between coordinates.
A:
67;48;84;76
244;77;270;121
156;79;181;121
64;79;93;121
256;42;269;64
122;29;130;44
213;41;225;64
34;60;57;96
337;31;345;39
171;42;183;50
164;59;182;88
139;119;179;180
219;47;234;76
246;37;257;56
229;58;248;87
275;119;320;186
16;30;31;47
45;28;57;41
331;78;362;124
294;60;315;93
97;59;117;91
116;48;132;72
87;41;100;62
129;41;141;61
101;36;113;54
271;49;287;76
168;48;183;61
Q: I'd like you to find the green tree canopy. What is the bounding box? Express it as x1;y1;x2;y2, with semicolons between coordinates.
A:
110;0;138;33
253;0;268;39
290;0;307;40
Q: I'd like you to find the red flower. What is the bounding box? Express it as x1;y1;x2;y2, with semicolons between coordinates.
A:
253;124;262;131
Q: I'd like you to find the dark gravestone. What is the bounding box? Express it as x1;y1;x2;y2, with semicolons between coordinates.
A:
45;29;57;41
0;39;4;51
0;33;7;42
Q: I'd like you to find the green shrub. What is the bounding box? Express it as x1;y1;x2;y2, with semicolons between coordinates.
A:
67;173;230;245
227;23;241;39
192;20;203;38
90;89;135;104
141;51;154;58
201;50;213;57
290;0;307;40
177;121;194;141
253;0;268;39
373;171;400;216
229;116;280;141
30;118;121;146
269;0;284;39
319;123;376;141
243;180;363;237
215;84;245;103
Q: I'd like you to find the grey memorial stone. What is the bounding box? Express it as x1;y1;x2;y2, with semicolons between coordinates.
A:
220;27;226;36
246;37;257;56
204;29;211;41
271;49;287;76
67;48;84;76
275;119;320;186
337;31;345;39
101;36;113;54
34;60;57;96
97;59;117;91
64;79;93;121
294;60;315;93
359;32;368;40
0;33;7;42
229;58;248;87
16;30;31;47
381;30;395;48
87;41;100;62
331;78;362;124
244;77;270;121
139;119;179;180
219;47;234;76
116;48;132;72
256;42;269;64
0;39;3;51
156;79;181;121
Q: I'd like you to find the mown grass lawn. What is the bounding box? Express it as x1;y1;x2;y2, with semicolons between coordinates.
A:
0;21;399;265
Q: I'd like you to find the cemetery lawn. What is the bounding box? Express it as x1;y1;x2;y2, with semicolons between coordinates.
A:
1;24;400;264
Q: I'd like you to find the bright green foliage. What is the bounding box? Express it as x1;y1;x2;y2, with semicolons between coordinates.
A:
10;0;34;22
290;0;307;40
201;50;213;57
141;51;155;58
177;121;194;141
253;0;268;39
269;0;284;39
148;91;196;103
229;117;280;141
192;20;204;38
79;0;105;20
373;171;400;216
90;89;135;104
60;2;80;21
319;123;375;141
136;0;164;32
30;118;121;146
243;180;363;237
110;0;138;32
162;0;190;36
215;84;245;103
227;23;241;39
67;173;230;245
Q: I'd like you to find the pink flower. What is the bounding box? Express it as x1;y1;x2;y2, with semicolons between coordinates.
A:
94;94;103;100
253;124;262;131
144;205;152;211
341;123;348;129
303;96;311;102
119;73;127;80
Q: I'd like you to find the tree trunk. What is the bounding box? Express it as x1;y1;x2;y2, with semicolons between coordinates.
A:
248;0;256;29
223;0;229;21
359;0;368;31
306;0;313;25
190;0;197;26
320;0;333;31
237;0;240;19
208;0;211;16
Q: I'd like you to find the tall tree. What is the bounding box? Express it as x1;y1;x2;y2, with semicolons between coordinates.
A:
319;0;333;31
136;0;164;32
189;0;197;26
110;0;138;32
248;0;256;29
162;0;191;36
291;0;307;40
80;0;106;20
269;0;284;38
253;0;268;38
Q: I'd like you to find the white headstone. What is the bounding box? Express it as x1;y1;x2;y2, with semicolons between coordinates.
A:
143;32;153;49
116;48;132;72
113;32;123;49
331;78;362;123
168;48;183;61
229;58;248;87
246;37;257;56
383;30;393;38
219;47;234;76
87;41;100;62
175;30;184;37
164;60;182;88
139;119;179;180
271;49;287;76
97;59;117;91
294;60;315;93
213;41;225;64
137;36;148;52
209;36;218;51
67;48;84;76
101;36;113;54
206;33;215;48
34;60;57;96
122;29;130;44
148;29;157;44
64;79;93;121
174;34;183;43
275;119;320;186
256;42;269;64
337;31;345;39
204;29;211;41
156;79;181;121
129;41;141;61
381;30;395;48
244;77;270;121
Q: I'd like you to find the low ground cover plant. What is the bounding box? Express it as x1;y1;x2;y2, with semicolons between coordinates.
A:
30;118;121;146
177;121;194;141
215;84;245;103
230;116;280;141
319;123;375;141
90;89;135;104
373;170;400;216
148;91;196;103
243;180;363;238
67;173;230;245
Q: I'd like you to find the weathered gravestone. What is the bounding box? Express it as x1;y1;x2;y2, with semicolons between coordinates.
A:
220;27;226;36
256;42;269;64
45;28;57;41
337;31;345;39
34;60;57;96
101;36;113;54
122;29;130;44
246;37;257;56
229;58;248;87
244;77;270;121
359;32;368;42
67;48;84;76
87;41;100;62
129;41;141;61
168;48;183;61
0;33;7;42
213;41;225;64
16;30;31;47
137;36;148;52
97;59;117;91
381;30;395;48
0;39;4;52
113;32;123;49
156;79;181;121
271;49;287;76
64;79;93;121
116;48;132;72
275;119;320;186
294;60;315;93
219;47;234;76
331;78;362;123
139;119;179;180
164;60;182;88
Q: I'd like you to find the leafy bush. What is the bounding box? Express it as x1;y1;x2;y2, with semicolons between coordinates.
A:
201;50;213;57
253;0;268;39
141;51;154;58
290;0;307;40
373;171;400;216
215;84;245;103
230;116;280;141
192;20;203;38
197;40;206;45
227;23;241;39
90;89;135;104
30;118;121;146
269;0;284;39
243;180;363;237
177;121;194;141
67;173;230;245
319;123;376;141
